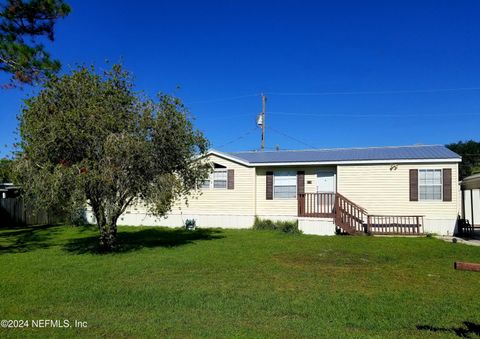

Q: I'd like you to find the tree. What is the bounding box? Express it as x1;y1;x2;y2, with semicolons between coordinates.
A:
15;65;211;250
0;158;12;182
446;140;480;180
0;0;70;86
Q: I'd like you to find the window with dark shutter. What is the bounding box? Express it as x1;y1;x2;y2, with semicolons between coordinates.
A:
266;171;273;200
443;168;452;201
227;169;234;190
418;169;442;200
409;169;418;201
213;169;227;189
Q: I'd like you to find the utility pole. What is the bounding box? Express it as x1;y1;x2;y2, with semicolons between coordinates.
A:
261;93;267;151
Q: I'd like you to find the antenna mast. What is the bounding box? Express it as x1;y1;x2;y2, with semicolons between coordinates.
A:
256;93;267;151
261;93;266;151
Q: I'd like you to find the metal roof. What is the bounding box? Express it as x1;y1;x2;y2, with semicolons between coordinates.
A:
461;173;480;190
225;145;461;164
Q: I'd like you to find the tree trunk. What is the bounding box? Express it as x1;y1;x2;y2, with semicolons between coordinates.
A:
99;219;118;251
100;225;116;251
91;203;117;251
90;199;122;252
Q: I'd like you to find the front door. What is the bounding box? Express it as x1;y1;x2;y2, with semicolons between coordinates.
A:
316;171;336;214
317;171;336;193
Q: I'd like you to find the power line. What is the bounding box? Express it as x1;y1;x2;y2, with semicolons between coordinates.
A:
185;86;480;105
184;86;480;106
215;127;258;149
266;126;316;149
266;87;480;96
196;113;253;121
186;93;259;105
268;111;480;118
197;111;480;122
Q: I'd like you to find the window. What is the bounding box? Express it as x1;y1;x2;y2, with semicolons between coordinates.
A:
213;169;227;188
200;178;210;189
274;171;296;199
200;164;229;190
419;169;442;200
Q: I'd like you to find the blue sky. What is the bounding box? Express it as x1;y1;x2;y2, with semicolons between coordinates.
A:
1;0;480;157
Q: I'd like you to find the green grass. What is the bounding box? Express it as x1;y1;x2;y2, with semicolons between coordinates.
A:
1;225;480;338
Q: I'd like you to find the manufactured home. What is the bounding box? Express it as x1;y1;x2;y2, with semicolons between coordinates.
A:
87;144;462;236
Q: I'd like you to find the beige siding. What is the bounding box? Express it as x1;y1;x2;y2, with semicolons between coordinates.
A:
127;154;256;216
256;166;335;216
337;163;459;219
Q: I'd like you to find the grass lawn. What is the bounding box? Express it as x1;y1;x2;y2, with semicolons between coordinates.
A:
1;225;480;338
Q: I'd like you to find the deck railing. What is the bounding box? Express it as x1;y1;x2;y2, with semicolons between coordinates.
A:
297;193;335;218
457;218;475;236
367;215;423;235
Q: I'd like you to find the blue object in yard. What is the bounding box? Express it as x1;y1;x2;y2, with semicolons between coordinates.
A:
185;219;196;231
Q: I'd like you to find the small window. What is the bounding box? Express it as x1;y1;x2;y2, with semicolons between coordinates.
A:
213;169;227;189
419;169;442;201
200;178;211;189
274;171;296;199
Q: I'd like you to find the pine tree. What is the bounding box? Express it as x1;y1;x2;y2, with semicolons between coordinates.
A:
0;0;70;86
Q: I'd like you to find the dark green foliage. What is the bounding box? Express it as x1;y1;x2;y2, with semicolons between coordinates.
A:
446;140;480;179
278;219;301;234
0;158;12;182
253;216;301;234
68;207;87;226
0;0;70;86
253;216;276;230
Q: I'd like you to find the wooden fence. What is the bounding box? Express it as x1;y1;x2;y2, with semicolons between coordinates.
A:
0;198;63;226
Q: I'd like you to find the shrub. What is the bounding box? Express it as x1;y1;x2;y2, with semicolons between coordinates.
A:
277;220;301;234
70;208;88;226
253;217;276;230
253;217;301;234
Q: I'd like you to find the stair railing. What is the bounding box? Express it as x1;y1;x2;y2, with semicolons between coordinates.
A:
334;193;368;234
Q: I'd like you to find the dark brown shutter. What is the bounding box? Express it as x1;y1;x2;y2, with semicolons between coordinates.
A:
227;169;234;190
266;171;273;200
409;169;418;201
297;171;305;195
443;168;452;201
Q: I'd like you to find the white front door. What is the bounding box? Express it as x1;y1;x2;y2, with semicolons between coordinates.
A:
317;171;336;193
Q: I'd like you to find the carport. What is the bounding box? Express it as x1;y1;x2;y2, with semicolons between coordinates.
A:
460;173;480;236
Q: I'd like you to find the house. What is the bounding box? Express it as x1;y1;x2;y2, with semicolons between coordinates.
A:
0;183;20;199
87;144;462;236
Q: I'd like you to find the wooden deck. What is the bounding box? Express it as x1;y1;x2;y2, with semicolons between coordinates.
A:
298;192;423;235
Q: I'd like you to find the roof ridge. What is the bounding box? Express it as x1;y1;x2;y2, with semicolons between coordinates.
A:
228;144;444;154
